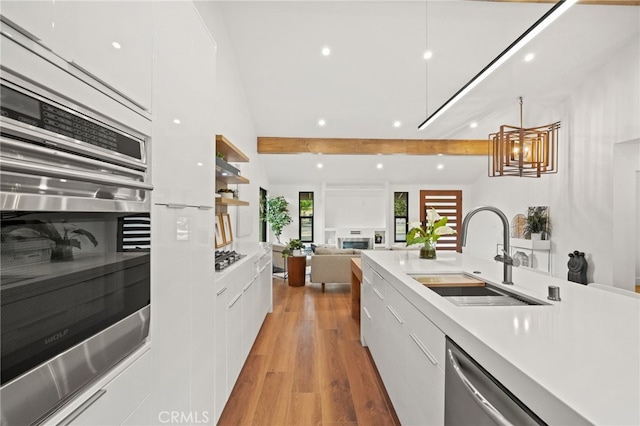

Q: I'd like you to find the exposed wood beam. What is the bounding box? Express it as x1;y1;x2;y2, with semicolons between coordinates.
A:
257;137;487;156
474;0;639;5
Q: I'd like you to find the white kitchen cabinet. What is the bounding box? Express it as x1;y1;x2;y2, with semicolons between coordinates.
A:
382;281;410;420
226;283;244;390
241;272;260;360
64;349;151;426
150;2;216;424
1;1;153;111
122;395;151;426
152;2;216;208
213;276;229;423
0;1;57;50
367;269;387;369
361;261;446;426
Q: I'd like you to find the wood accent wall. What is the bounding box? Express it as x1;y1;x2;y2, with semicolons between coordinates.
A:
257;137;487;156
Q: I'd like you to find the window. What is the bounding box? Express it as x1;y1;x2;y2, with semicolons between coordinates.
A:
394;192;408;242
419;190;462;252
299;192;314;242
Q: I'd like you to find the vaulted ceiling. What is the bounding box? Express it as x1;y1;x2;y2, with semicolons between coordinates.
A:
216;1;640;184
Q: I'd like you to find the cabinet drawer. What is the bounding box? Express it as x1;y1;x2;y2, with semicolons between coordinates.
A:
404;304;446;370
66;349;151;425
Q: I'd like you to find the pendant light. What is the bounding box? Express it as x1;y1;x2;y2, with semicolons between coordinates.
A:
488;97;560;177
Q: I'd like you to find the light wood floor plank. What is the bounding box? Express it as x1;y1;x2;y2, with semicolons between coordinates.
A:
318;329;358;423
339;339;397;426
217;354;270;426
292;319;320;393
252;371;293;426
286;392;323;426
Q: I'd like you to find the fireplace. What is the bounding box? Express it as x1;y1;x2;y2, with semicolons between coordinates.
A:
339;237;372;250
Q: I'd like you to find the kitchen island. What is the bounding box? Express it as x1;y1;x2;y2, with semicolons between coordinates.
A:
361;250;640;425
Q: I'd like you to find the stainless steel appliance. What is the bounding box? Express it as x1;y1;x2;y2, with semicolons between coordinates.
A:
0;67;152;426
445;338;546;426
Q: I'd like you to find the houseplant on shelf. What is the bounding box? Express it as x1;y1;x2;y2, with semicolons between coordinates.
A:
261;195;292;244
407;208;456;259
217;188;236;199
524;207;548;240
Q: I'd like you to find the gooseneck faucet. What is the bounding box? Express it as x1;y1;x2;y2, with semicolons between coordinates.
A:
460;206;514;285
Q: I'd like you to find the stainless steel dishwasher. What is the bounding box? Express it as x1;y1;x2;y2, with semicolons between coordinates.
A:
445;338;546;426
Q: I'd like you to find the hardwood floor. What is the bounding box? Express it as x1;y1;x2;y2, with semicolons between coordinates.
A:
218;276;399;426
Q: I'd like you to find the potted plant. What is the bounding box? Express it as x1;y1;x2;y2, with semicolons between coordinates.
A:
282;238;305;257
2;220;98;262
525;207;548;240
260;195;292;244
406;208;456;259
217;188;236;199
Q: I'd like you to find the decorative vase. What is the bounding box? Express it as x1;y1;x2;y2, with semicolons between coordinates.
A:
220;192;233;199
530;233;542;241
420;241;436;259
51;243;74;261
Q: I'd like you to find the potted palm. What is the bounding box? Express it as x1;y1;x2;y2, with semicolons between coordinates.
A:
407;208;456;259
261;195;292;244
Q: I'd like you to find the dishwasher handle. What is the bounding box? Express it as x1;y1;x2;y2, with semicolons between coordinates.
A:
447;348;514;426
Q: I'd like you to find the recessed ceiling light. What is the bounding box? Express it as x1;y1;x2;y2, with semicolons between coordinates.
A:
376;163;383;169
524;53;535;62
470;122;478;128
112;41;121;49
437;164;444;170
423;50;433;60
322;46;331;56
317;163;323;169
393;120;401;128
173;118;181;124
437;153;444;156
318;119;326;126
197;162;203;167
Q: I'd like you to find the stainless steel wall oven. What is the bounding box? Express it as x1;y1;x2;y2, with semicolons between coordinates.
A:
0;68;152;426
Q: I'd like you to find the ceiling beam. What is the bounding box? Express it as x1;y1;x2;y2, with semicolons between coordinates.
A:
257;137;487;156
474;0;640;5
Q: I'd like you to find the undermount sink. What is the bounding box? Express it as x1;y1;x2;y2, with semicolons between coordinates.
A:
409;273;548;306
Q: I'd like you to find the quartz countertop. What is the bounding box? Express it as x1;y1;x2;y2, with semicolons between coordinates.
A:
362;250;640;426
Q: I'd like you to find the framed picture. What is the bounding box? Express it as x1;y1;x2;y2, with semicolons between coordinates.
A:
222;213;233;244
215;214;226;248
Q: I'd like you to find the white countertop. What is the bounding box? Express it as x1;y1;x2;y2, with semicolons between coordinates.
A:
362;250;640;426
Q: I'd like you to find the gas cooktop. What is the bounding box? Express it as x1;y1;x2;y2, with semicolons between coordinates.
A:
215;250;245;271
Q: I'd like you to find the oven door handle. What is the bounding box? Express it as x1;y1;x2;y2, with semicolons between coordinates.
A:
0;158;154;191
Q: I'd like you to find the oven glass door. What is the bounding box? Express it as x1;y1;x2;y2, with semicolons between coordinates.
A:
1;210;150;386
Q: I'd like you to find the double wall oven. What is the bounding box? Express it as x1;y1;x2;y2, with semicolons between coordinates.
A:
0;45;152;425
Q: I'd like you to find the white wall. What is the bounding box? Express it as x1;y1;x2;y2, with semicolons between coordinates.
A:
268;182;473;247
465;36;640;289
266;183;322;244
195;1;270;244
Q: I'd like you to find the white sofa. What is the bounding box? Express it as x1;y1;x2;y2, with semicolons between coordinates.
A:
310;247;360;292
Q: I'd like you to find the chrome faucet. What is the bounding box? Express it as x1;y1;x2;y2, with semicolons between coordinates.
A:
460;206;514;285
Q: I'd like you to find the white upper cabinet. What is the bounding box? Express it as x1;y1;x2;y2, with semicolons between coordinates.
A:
1;1;57;49
1;1;153;112
152;2;216;206
54;1;153;111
